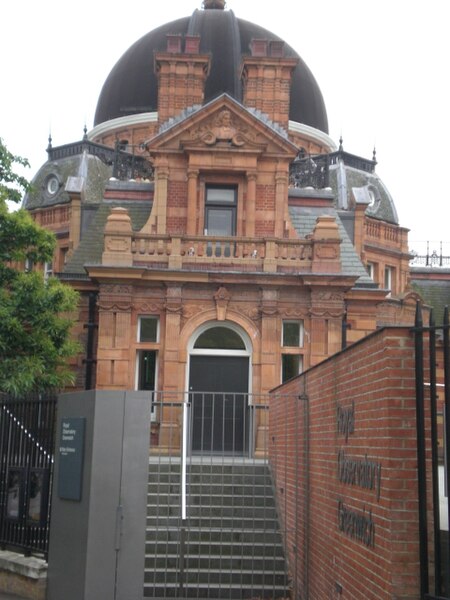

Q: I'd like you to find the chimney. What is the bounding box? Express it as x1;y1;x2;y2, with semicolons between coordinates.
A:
241;40;298;130
155;35;211;124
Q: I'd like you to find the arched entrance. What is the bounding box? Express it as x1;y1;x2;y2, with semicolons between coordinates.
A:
188;322;251;454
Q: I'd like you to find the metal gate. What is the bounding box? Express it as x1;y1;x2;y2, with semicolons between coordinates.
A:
146;392;293;599
414;303;450;599
0;393;57;558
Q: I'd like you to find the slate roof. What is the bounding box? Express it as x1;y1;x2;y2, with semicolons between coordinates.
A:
24;152;111;211
63;202;152;275
289;206;376;288
328;163;399;225
410;274;450;324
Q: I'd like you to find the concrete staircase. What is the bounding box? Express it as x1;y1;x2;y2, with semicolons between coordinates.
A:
144;460;290;599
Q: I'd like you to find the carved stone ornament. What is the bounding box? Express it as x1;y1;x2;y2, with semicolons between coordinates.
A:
181;304;212;325
214;286;231;321
260;306;278;317
106;237;131;253
101;285;132;295
240;306;261;321
312;291;345;302
315;244;338;259
191;110;255;147
137;303;163;314
165;302;183;314
97;301;133;312
309;308;345;319
281;309;308;319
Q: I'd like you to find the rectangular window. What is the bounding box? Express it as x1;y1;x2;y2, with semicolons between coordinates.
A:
282;354;303;383
44;261;53;280
384;266;393;291
138;316;159;343
282;320;304;347
137;350;157;391
367;262;376;280
205;185;237;236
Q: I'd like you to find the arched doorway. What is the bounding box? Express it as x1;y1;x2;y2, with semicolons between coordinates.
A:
188;322;251;454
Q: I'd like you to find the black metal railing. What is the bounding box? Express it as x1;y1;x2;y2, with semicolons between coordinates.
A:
47;138;154;182
289;154;330;189
414;304;450;599
289;148;377;190
410;242;450;268
0;393;57;558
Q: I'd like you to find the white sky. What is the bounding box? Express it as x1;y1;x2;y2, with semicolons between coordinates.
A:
2;0;449;253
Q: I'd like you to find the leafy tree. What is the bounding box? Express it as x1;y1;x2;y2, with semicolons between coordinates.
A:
0;138;80;396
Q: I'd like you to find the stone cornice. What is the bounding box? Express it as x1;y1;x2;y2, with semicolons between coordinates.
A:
88;113;158;141
288;120;337;152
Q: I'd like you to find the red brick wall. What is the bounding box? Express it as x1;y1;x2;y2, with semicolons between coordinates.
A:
270;327;425;600
167;180;188;233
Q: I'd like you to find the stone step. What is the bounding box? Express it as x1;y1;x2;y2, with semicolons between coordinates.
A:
148;462;269;475
144;567;288;586
145;553;287;571
143;584;289;599
148;474;273;488
146;515;279;529
145;462;289;599
146;504;277;519
147;490;275;509
145;527;284;546
149;482;273;494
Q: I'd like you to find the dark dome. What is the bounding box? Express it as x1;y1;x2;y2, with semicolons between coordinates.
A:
94;9;328;133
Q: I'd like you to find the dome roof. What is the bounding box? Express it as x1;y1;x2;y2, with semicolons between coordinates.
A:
94;8;328;133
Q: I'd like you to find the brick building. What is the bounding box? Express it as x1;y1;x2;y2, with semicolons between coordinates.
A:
23;0;416;452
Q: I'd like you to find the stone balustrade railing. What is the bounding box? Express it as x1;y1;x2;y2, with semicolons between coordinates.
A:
102;208;342;274
131;233;313;272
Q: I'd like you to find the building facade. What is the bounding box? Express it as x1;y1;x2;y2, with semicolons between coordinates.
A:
23;0;415;453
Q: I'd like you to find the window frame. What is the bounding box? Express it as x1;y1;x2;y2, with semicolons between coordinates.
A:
384;265;394;292
281;319;305;384
204;185;237;237
282;320;304;348
137;316;159;343
281;353;304;384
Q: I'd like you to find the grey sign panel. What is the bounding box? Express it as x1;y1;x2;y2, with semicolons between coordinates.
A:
58;417;86;501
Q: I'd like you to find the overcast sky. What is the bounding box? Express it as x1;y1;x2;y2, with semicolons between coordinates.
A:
2;0;449;252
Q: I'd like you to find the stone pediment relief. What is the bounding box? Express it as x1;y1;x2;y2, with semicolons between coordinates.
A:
146;95;298;157
189;109;256;148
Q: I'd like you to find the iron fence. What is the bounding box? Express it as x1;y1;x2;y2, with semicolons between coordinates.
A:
0;393;57;558
414;304;450;599
410;242;450;268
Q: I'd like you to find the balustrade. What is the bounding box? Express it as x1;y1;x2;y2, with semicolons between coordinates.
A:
130;233;313;272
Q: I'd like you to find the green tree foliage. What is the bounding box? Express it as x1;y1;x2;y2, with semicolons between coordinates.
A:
0;138;80;395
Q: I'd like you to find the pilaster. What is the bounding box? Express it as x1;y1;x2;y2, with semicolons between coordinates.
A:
260;288;279;393
187;169;199;235
246;171;257;237
96;285;133;388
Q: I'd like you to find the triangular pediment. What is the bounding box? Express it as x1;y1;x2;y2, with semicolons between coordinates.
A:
145;94;298;158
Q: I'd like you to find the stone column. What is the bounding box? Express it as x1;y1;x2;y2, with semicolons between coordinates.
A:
275;171;288;238
155;167;169;235
309;288;345;366
246;171;257;237
159;283;184;454
96;285;133;389
187;169;199;235
260;288;279;394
